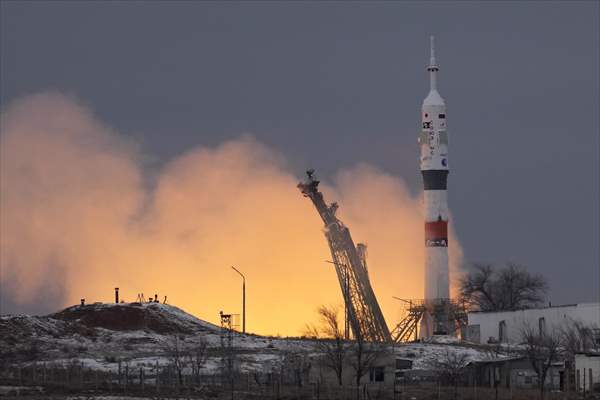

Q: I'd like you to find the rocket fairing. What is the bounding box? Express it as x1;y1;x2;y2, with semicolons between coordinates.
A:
419;36;450;331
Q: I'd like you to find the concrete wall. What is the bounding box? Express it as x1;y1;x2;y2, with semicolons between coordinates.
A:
575;354;600;392
466;303;600;344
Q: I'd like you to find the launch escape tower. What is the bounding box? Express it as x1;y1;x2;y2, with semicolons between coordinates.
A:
298;170;391;343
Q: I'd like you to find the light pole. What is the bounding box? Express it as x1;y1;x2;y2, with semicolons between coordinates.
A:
231;266;246;334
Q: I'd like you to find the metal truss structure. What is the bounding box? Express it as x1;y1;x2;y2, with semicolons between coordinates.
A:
391;299;426;342
391;298;468;341
298;170;391;343
219;311;239;382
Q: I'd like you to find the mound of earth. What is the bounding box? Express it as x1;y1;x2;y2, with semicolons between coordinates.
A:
0;302;226;365
50;302;217;334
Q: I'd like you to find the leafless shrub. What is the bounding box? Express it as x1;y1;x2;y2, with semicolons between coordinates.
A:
426;349;469;399
279;350;312;387
186;337;209;384
348;339;386;388
304;305;349;386
103;354;117;363
520;325;562;400
561;319;598;360
160;335;187;386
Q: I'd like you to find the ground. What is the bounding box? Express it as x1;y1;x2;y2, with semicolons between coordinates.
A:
0;302;532;399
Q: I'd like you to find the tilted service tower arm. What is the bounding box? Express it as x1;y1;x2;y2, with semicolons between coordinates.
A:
298;170;391;343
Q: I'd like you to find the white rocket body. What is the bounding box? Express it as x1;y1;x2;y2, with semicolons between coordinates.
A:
419;36;450;336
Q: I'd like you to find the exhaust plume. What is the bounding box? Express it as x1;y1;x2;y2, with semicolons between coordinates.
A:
0;93;462;335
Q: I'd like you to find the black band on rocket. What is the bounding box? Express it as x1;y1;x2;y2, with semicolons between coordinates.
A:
421;170;448;190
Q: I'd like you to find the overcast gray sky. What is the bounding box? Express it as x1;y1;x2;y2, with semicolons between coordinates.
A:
1;1;599;308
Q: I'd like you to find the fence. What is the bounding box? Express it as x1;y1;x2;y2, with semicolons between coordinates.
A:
0;363;383;399
0;364;596;400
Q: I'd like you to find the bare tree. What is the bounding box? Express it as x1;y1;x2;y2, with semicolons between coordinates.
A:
460;264;496;311
161;335;187;386
348;339;386;399
279;350;312;388
426;349;470;400
186;337;209;384
520;325;562;400
460;263;547;312
305;305;349;386
561;320;597;358
560;320;598;392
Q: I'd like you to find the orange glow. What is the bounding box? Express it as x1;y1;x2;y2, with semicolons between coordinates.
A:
0;93;463;336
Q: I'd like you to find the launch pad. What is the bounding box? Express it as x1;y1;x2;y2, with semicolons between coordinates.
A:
391;298;468;342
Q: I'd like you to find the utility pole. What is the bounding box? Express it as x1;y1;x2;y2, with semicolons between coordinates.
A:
231;266;246;334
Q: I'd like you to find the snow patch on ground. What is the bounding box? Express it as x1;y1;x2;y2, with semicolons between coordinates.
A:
394;341;508;370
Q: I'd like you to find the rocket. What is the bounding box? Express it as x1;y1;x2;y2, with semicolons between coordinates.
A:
419;36;450;335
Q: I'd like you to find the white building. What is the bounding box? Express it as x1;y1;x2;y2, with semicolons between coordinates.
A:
575;353;600;392
465;303;600;344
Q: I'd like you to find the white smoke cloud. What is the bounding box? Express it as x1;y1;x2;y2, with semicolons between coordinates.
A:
0;92;463;335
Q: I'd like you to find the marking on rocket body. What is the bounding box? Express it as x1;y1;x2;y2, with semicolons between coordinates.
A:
425;239;448;247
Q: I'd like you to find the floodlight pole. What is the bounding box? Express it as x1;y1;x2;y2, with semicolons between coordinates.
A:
231;266;246;334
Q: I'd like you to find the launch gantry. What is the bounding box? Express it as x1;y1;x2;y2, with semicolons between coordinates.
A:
298;170;391;343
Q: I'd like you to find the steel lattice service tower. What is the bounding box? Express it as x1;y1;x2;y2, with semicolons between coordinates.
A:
419;36;450;336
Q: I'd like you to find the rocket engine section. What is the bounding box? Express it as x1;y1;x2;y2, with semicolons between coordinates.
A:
419;36;451;336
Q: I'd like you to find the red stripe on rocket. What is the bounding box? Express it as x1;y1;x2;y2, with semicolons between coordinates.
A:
425;220;448;241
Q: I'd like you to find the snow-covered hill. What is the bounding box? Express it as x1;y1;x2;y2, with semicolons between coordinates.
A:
0;302;311;373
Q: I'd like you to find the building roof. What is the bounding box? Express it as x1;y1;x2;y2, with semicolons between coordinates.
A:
575;351;600;357
467;356;525;366
467;303;593;315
